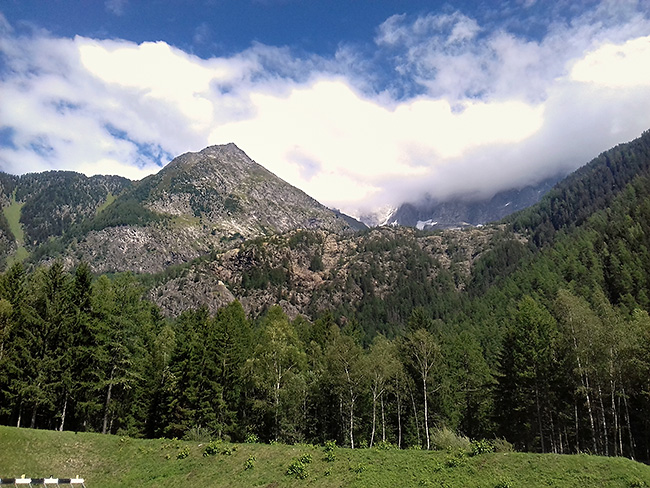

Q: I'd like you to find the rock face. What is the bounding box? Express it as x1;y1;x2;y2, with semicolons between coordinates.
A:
0;144;361;273
147;225;505;320
140;144;355;237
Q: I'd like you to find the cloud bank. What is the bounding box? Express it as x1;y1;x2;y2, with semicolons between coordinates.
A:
1;3;650;218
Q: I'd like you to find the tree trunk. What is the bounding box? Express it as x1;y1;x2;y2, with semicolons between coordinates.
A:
572;326;597;454
345;366;355;449
16;400;22;428
574;400;580;453
370;392;377;448
397;390;402;449
410;385;421;447
30;404;37;429
622;385;635;460
59;394;68;432
274;378;281;442
102;365;116;435
381;394;386;443
580;366;598;453
597;384;609;456
349;394;355;449
535;383;545;453
609;375;620;456
422;374;430;450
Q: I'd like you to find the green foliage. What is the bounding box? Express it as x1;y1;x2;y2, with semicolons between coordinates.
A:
203;440;222;456
286;459;309;479
298;453;312;464
491;438;514;453
176;447;190;459
470;439;494;456
184;425;213;442
244;454;255;470
245;433;259;443
375;440;399;450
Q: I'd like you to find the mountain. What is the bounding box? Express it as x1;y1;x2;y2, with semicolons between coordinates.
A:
1;144;364;272
0;171;131;264
386;176;562;230
3;130;650;460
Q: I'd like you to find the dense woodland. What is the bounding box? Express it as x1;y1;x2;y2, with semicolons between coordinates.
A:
2;131;650;462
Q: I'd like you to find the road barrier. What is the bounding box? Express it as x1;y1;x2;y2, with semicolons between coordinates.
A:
0;478;85;486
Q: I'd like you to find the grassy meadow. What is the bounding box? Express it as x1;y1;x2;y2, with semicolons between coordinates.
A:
1;426;649;487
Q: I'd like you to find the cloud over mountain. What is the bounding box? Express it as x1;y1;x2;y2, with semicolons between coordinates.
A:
1;2;650;217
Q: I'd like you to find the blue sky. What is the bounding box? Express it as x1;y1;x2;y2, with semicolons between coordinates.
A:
1;1;650;219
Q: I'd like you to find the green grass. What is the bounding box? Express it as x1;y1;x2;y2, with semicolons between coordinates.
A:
1;427;649;488
2;193;29;266
96;193;116;215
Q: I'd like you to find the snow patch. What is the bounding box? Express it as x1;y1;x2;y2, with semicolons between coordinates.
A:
416;219;438;230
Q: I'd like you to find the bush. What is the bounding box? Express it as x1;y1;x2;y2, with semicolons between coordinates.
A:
244;454;256;470
431;427;471;451
470;439;494;456
298;453;312;464
202;440;222;457
444;449;467;468
245;433;259;444
184;425;212;442
491;438;515;453
324;440;337;462
287;460;309;479
375;440;398;451
176;447;190;459
221;446;236;456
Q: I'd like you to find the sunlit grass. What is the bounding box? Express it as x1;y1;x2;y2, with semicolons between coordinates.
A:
2;193;29;265
1;426;649;488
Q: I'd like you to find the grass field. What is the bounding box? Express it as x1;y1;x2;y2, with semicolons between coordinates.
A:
2;194;29;266
1;426;649;487
96;193;116;215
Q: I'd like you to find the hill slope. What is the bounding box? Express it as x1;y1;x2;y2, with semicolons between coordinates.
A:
1;427;649;488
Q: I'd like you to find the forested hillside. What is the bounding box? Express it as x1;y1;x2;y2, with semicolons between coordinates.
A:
1;130;650;464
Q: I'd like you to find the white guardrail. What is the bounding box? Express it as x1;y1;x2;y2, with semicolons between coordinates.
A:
0;478;85;486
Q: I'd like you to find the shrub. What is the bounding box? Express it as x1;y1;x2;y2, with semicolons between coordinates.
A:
470;439;494;456
444;448;468;468
245;433;259;444
176;447;190;459
324;440;337;452
491;438;515;453
298;453;312;464
184;426;212;442
221;446;235;456
375;440;398;451
324;440;337;462
202;440;222;457
287;460;309;479
244;455;256;470
431;427;471;451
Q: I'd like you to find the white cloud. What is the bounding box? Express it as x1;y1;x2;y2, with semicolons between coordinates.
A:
570;35;650;87
1;2;650;219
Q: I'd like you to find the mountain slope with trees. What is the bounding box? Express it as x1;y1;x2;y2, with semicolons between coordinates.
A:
1;130;650;465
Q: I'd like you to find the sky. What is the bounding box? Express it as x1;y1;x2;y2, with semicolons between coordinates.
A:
1;1;650;219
